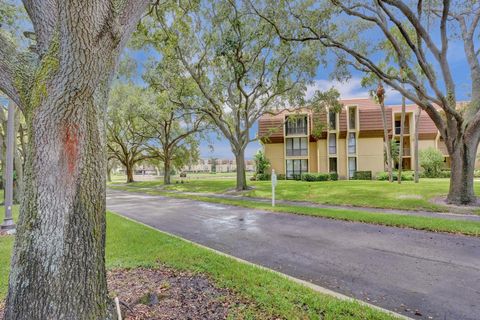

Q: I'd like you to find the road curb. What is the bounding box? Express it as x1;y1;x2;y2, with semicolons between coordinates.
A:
110;211;412;320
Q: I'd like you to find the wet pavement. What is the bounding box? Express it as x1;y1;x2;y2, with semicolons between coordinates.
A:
107;189;480;320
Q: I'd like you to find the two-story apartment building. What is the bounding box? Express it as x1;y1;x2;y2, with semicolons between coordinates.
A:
258;98;480;179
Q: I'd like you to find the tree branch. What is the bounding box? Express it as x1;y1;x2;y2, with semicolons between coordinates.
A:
22;0;58;56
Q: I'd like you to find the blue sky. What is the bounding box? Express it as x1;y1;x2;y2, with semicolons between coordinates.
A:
0;7;474;161
125;28;474;160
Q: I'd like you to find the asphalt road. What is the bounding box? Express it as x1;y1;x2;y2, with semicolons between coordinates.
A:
107;190;480;320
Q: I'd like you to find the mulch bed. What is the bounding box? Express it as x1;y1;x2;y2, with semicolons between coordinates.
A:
109;267;256;319
0;267;261;320
430;196;480;214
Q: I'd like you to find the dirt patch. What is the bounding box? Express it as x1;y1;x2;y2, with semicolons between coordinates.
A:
397;194;423;200
430;196;480;214
0;267;263;320
108;267;258;320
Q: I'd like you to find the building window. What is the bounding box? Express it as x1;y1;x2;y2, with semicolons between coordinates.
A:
286;159;308;179
348;157;357;179
348;107;356;130
329;133;337;154
329;110;336;130
329;157;337;173
395;120;401;135
286;137;308;156
348;132;356;154
286;116;307;135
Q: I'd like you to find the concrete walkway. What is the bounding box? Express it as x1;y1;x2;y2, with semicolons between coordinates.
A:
107;189;480;320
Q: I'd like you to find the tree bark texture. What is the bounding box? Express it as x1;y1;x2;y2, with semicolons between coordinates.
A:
447;139;478;204
3;1;150;319
164;158;171;185
126;164;134;183
234;148;247;191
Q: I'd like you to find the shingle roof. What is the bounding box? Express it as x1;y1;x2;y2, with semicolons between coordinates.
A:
258;98;441;143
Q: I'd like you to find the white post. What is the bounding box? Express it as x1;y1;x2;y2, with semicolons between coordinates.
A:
271;169;277;207
1;101;16;232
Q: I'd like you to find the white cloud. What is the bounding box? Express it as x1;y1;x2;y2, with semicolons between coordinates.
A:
306;77;402;104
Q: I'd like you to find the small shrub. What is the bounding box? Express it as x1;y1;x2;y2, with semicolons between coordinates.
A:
291;174;302;181
400;171;414;181
301;173;317;182
376;172;389;181
475;170;480;178
301;173;331;182
179;172;187;178
419;147;444;178
329;172;338;181
256;173;271;181
439;170;451;178
277;174;286;180
353;171;372;180
316;173;330;181
376;171;414;181
254;150;270;175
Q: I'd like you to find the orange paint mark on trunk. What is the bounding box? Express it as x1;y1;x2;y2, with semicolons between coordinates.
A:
63;124;79;174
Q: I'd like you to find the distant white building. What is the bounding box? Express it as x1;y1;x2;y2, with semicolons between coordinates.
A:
183;158;255;173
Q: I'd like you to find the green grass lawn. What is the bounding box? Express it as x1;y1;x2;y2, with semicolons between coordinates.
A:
0;207;399;319
110;176;480;212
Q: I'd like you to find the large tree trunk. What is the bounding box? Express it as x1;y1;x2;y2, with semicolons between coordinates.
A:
126;163;134;183
414;108;421;183
3;2;150;317
447;139;478;204
380;101;393;182
107;166;112;183
398;94;406;184
164;158;171;185
234;148;247;191
5;88;112;319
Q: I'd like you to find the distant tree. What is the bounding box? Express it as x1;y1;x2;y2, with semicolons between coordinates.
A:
140;105;204;184
141;60;209;185
137;0;318;190
107;83;153;183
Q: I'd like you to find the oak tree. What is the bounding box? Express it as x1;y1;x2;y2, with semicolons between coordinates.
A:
254;0;480;204
139;0;318;190
0;1;150;318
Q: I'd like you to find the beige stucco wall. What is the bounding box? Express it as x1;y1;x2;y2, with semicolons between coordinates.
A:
309;142;318;173
418;139;436;150
264;143;285;174
317;140;328;172
337;139;347;179
357;137;384;175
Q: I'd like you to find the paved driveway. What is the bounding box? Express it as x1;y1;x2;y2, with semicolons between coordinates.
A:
107;190;480;320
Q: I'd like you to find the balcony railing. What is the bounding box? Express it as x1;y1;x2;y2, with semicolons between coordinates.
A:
286;149;308;157
286;126;307;135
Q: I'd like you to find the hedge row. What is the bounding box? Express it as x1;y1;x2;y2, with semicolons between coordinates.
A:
377;171;415;181
301;172;338;182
